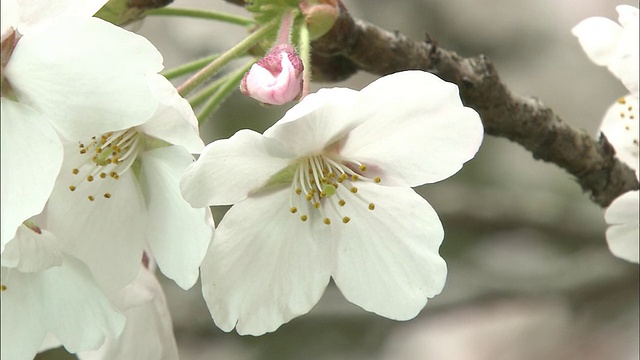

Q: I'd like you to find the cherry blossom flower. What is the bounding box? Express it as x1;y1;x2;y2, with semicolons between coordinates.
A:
43;75;214;294
181;70;484;335
240;43;304;105
1;222;125;360
1;0;166;252
572;5;638;95
77;264;179;360
573;5;639;263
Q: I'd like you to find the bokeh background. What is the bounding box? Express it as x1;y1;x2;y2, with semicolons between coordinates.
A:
40;0;639;359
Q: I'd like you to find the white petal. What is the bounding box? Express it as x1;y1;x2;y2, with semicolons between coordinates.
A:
139;146;213;290
613;5;639;94
572;16;623;67
330;183;447;320
137;75;204;154
263;87;363;155
617;5;639;28
78;267;178;360
180;129;293;207
599;95;639;171
45;150;147;293
604;190;639;263
1;99;63;251
1;0;19;36
338;71;484;186
1;255;125;360
201;188;331;335
0;223;63;272
13;0;108;35
5;16;163;140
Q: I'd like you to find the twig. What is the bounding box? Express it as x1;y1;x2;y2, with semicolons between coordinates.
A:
226;0;640;207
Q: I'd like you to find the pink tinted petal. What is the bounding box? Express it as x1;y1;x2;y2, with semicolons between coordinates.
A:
180;129;293;207
338;71;483;186
201;188;331;335
330;183;447;320
243;54;302;105
1;99;63;251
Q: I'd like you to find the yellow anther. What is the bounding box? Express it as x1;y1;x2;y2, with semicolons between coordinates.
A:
338;199;346;206
290;207;298;213
352;174;359;181
80;148;87;154
618;97;626;104
295;188;302;195
87;175;94;182
72;168;80;175
100;172;107;179
110;171;118;178
300;215;308;222
88;195;95;201
323;218;331;225
342;216;350;224
350;187;358;193
96;147;102;153
621;112;626;118
104;193;112;199
374;177;381;183
69;185;76;192
314;202;321;208
320;191;327;197
368;203;375;210
78;143;85;148
305;193;313;201
359;164;367;171
1;285;6;291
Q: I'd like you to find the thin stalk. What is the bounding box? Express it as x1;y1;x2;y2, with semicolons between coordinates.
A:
188;70;239;108
161;53;220;80
145;7;254;26
196;61;254;123
177;19;279;97
298;22;311;99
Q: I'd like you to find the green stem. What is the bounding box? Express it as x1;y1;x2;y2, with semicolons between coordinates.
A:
145;7;254;26
298;22;311;99
196;61;254;123
188;71;237;108
161;53;220;80
177;19;279;97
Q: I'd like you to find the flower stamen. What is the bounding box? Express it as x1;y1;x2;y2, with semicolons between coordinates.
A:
289;154;381;224
68;129;142;201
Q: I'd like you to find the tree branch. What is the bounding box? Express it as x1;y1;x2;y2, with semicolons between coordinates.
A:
308;2;639;207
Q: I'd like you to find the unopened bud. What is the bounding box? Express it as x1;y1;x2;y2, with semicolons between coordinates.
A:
240;44;304;105
301;2;340;40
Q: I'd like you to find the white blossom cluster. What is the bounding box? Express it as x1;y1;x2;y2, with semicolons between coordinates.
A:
1;1;637;359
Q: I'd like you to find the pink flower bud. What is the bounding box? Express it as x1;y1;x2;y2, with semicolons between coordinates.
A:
240;44;304;105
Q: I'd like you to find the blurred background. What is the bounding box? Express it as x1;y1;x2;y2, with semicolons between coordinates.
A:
40;0;639;359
